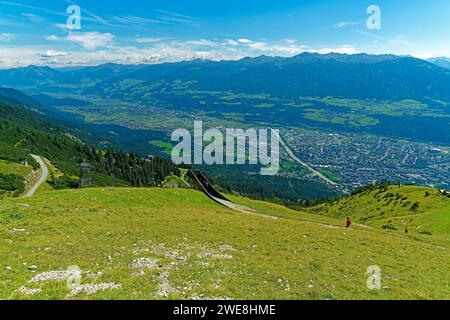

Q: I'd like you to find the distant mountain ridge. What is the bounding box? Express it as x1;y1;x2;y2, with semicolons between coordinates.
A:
77;52;450;102
0;63;144;88
428;57;450;70
1;53;450;102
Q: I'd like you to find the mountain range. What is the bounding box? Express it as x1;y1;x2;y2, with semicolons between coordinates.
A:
428;57;450;70
0;53;449;102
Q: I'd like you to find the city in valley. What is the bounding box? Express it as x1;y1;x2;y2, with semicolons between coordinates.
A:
280;129;450;191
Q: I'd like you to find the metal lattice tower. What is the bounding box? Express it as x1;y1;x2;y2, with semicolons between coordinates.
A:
79;162;93;188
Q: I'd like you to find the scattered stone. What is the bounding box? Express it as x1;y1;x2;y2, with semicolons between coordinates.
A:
219;244;236;252
133;270;146;277
165;249;180;259
30;270;75;282
156;270;174;298
149;243;169;256
28;265;38;271
11;228;26;233
196;261;211;268
87;271;102;279
131;258;159;270
71;283;121;295
18;286;42;295
132;246;150;255
188;295;232;300
211;281;222;290
197;252;233;260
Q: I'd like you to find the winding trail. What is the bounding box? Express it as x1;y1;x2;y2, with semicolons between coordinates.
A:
24;155;48;197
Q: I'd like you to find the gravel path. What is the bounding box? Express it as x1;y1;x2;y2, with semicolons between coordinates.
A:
24;155;48;197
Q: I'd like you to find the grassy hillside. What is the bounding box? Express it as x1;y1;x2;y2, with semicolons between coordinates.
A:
308;183;450;246
0;160;33;198
0;160;33;177
0;187;448;300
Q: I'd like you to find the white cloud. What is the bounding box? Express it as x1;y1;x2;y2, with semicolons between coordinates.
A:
185;39;218;47
246;41;269;50
156;9;200;26
46;32;115;50
229;38;306;55
55;23;68;30
0;33;14;41
112;15;169;26
311;45;358;55
0;39;361;69
283;39;298;44
39;50;70;58
0;47;46;68
66;32;115;50
224;39;239;46
136;37;169;43
80;6;110;26
334;21;360;28
21;13;45;23
0;15;26;28
390;34;411;46
46;34;59;41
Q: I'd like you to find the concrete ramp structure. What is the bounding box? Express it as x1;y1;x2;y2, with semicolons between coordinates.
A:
189;170;230;202
189;170;278;219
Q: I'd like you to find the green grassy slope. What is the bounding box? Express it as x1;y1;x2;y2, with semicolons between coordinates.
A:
308;184;450;246
0;188;448;300
0;160;33;198
0;160;33;178
228;194;347;226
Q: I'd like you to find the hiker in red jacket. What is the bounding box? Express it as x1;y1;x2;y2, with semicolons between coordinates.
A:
346;217;352;228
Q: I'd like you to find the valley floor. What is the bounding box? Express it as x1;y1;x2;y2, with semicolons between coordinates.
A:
0;188;449;300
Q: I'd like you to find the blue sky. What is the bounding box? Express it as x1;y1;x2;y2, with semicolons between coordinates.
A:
0;0;449;67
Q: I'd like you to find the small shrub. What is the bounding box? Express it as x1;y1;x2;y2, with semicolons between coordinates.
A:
382;222;398;230
410;202;420;212
309;261;321;271
0;173;25;194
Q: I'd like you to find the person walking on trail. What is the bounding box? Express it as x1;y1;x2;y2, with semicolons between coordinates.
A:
346;217;352;228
